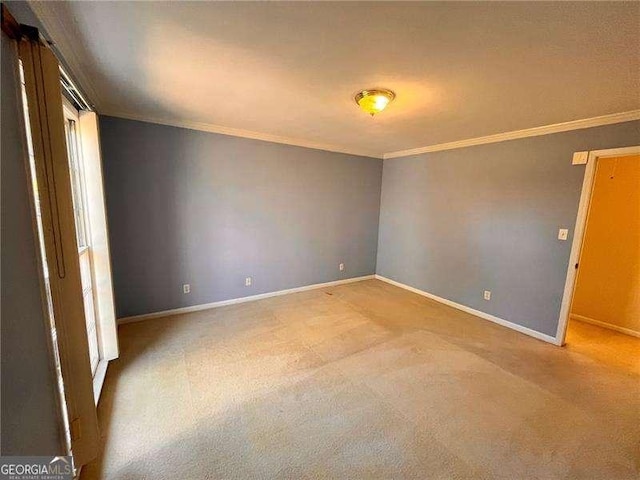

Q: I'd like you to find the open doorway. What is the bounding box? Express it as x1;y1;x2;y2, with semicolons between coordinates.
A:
558;148;640;370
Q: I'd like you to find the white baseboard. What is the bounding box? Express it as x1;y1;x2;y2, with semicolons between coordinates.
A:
117;275;375;325
374;275;559;345
570;314;640;338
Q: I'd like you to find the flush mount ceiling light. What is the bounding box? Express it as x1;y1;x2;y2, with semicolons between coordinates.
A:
354;88;395;116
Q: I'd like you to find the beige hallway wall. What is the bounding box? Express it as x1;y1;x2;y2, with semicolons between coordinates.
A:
571;155;640;335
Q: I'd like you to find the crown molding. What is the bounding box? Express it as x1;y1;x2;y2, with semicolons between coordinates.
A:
102;109;639;162
23;0;640;161
384;110;640;159
101;111;383;159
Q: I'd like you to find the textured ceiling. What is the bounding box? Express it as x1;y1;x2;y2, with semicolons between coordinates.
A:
30;1;640;157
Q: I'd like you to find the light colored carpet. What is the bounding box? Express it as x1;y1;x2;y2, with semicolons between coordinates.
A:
81;279;640;480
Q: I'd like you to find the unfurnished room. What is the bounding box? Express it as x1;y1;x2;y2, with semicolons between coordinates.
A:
1;1;639;479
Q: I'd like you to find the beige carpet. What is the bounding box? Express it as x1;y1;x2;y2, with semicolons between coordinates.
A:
81;279;640;480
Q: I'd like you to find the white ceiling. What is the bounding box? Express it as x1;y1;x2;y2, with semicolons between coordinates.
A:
31;1;640;158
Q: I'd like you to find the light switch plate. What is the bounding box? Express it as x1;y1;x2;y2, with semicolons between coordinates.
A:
572;151;589;165
558;228;569;241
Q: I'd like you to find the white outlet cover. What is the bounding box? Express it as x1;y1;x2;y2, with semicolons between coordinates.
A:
483;290;491;300
558;228;569;241
339;263;345;271
183;284;190;294
245;277;252;286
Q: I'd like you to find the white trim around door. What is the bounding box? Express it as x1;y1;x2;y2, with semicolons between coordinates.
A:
555;146;640;345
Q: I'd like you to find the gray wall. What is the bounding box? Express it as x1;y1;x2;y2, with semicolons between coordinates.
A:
377;121;640;338
100;116;383;318
1;33;63;455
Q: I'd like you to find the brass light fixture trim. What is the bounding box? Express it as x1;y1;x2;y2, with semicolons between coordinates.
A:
354;88;396;116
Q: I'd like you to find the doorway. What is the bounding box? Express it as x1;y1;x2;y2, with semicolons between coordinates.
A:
557;147;640;369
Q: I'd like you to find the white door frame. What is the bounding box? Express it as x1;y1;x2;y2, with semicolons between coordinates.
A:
555;145;640;345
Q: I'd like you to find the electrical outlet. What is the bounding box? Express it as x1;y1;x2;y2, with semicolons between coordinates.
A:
245;277;252;287
183;284;191;294
483;290;491;301
339;263;345;271
558;228;569;241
